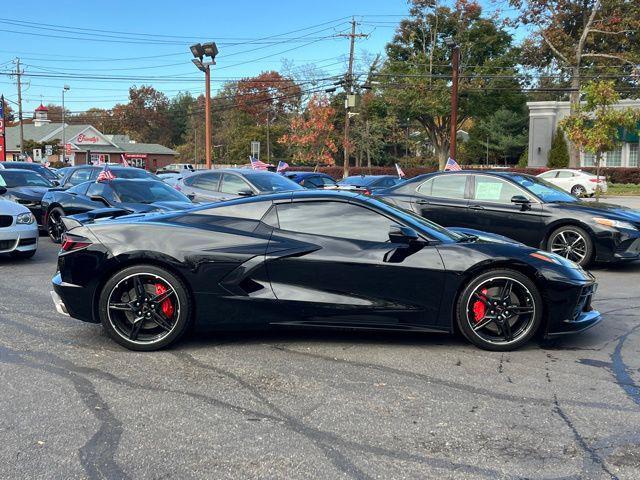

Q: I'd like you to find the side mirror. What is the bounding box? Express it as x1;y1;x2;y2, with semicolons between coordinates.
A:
51;180;60;187
389;224;419;244
237;189;254;197
0;186;6;195
511;195;531;210
90;195;110;206
186;194;196;201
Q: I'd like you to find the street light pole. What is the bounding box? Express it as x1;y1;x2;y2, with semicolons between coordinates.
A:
445;37;460;164
190;42;218;170
62;85;70;164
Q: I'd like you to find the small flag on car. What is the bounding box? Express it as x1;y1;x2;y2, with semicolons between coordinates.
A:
249;156;269;171
395;163;405;178
276;161;289;173
44;161;50;168
96;163;116;182
444;157;462;171
26;156;33;163
120;154;130;167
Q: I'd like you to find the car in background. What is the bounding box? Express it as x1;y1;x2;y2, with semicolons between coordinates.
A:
53;166;74;179
0;168;55;228
1;161;60;184
42;178;194;242
57;165;157;189
176;168;303;203
51;189;601;352
378;170;640;267
0;195;38;259
284;172;338;189
537;169;607;197
338;175;404;193
160;163;195;173
157;171;188;189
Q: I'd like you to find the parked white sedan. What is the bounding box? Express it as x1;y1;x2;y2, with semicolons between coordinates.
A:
0;193;38;259
537;169;608;197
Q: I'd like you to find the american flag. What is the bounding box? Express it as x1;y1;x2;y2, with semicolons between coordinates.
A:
444;157;462;171
120;154;130;167
250;156;269;171
96;163;116;182
44;161;51;168
276;161;289;173
26;156;33;163
395;163;405;178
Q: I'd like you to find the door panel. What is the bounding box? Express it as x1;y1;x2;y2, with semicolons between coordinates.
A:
411;174;474;228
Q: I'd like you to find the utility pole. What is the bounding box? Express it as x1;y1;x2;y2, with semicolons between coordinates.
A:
14;58;24;158
190;42;218;170
266;110;271;164
339;18;367;178
444;38;460;165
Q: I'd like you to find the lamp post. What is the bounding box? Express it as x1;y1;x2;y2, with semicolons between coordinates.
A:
190;42;218;170
61;85;70;163
444;37;459;165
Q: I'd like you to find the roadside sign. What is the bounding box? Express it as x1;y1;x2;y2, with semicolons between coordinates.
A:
45;145;53;157
251;141;260;159
65;143;72;156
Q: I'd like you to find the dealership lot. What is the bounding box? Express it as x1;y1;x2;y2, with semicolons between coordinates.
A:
0;230;639;479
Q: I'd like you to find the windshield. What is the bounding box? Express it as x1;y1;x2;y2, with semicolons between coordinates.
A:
112;181;190;204
243;173;304;192
372;196;464;242
0;170;53;188
509;174;578;203
113;168;151;179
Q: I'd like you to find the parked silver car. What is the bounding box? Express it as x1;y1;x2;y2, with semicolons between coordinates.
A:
175;168;303;203
0;193;39;259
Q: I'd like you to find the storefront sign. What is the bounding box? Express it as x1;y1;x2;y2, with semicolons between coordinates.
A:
65;144;72;156
123;153;148;159
76;133;101;144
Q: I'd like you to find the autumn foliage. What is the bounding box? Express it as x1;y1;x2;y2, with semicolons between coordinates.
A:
279;95;338;166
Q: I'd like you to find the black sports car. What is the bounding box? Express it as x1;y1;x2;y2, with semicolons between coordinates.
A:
42;178;193;242
1;161;60;183
51;190;601;352
0;168;55;227
379;171;640;267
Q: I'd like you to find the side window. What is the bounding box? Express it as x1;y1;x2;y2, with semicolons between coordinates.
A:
192;172;221;191
303;177;324;188
220;174;250;194
417;175;468;199
473;176;528;203
66;169;93;186
276;201;392;243
539;171;558;179
556;171;573;178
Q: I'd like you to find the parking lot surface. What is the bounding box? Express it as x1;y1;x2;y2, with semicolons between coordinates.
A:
1;239;640;479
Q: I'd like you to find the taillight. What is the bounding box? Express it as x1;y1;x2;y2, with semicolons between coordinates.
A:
589;178;600;183
61;234;92;252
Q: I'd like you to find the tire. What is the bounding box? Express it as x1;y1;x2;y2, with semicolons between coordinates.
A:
47;207;66;243
98;264;192;351
456;269;543;351
547;225;593;267
571;184;587;197
10;250;36;259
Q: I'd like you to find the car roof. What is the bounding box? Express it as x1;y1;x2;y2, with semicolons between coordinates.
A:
0;168;42;174
286;171;332;178
189;168;279;176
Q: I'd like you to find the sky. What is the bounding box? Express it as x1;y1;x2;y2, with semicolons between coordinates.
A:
0;0;415;114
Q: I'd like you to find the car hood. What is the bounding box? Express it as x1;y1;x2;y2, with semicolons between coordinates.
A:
0;199;30;215
7;186;50;199
119;201;193;212
550;200;640;223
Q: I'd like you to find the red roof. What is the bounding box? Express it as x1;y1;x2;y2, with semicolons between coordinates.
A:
35;104;49;112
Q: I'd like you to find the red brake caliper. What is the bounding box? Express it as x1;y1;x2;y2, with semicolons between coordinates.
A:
472;289;488;323
155;283;174;318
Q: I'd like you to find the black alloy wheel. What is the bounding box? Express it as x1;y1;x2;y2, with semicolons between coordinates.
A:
98;265;192;351
571;184;587;197
47;207;66;243
547;225;592;267
456;269;542;351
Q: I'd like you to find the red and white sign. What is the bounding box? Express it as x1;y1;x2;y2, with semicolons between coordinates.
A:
123;153;148;159
0;118;4;134
76;133;101;144
0;136;5;162
65;143;72;156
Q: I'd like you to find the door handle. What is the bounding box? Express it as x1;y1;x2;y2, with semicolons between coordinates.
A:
416;199;430;205
468;204;485;210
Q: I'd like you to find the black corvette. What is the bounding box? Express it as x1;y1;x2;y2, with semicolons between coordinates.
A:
0;168;55;227
42;179;193;242
379;171;640;267
51;190;601;352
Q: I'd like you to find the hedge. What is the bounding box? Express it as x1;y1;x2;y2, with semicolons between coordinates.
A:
287;165;640;184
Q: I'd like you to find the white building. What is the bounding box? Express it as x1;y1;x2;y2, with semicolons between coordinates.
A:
527;99;640;168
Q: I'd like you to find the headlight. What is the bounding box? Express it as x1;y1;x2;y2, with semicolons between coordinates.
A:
593;217;637;230
16;212;35;225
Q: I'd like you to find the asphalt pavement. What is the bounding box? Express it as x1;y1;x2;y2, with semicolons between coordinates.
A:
1;235;640;479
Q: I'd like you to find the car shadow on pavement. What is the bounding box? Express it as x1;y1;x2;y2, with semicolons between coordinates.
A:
589;260;640;273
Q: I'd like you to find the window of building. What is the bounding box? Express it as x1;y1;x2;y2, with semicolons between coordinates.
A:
582;152;595;167
90;154;110;165
629;144;639;167
605;148;622;167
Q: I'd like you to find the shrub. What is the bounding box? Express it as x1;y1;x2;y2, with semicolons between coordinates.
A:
517;149;528;168
547;128;570;168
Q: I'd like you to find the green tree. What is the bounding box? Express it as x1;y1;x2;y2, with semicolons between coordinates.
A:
561;80;640;200
547;128;570;168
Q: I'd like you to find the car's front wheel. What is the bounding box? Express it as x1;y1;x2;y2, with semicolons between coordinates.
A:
98;265;192;351
547;225;593;267
47;207;66;243
456;269;543;351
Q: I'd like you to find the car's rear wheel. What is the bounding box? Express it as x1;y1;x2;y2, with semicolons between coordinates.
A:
571;184;587;197
47;207;66;243
456;269;542;351
98;265;192;351
547;225;593;267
